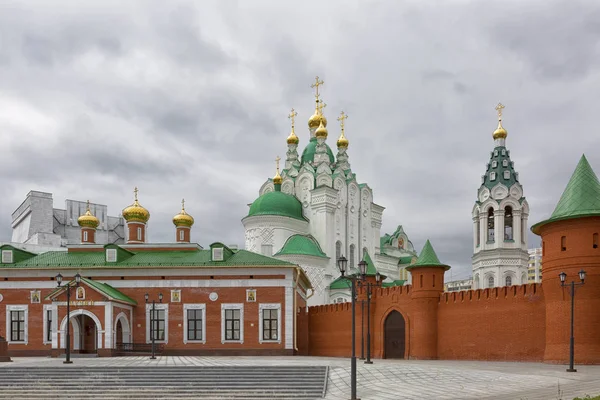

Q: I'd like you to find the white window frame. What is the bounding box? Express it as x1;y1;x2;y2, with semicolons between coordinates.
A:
137;227;142;241
502;159;508;167
179;230;184;241
221;303;244;344
212;247;224;261
6;305;28;344
492;161;498;168
145;303;169;344
504;170;510;179
490;172;496;181
83;231;88;242
494;150;498;156
43;304;55;345
106;248;117;262
258;303;282;344
1;250;13;264
183;304;206;344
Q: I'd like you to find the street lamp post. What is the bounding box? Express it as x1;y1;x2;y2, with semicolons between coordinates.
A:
56;272;81;364
559;269;586;373
145;292;163;360
359;299;365;360
363;271;381;364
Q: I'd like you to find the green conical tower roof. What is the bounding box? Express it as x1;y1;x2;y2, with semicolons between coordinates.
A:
532;155;600;234
406;240;450;271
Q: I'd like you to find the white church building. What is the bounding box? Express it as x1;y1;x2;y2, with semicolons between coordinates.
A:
242;78;416;306
471;104;529;289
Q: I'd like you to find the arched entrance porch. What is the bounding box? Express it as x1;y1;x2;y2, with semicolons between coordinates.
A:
384;310;406;359
59;309;103;353
114;312;131;347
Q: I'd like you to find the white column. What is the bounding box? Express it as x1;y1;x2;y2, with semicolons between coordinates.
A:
473;216;479;252
513;210;522;247
51;305;59;349
494;210;504;249
104;302;113;349
284;286;293;350
521;213;529;249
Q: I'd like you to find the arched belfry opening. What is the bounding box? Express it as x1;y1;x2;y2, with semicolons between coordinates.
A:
504;206;513;241
487;208;495;242
383;310;406;359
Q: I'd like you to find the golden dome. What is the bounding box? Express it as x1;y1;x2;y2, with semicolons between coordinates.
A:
337;131;349;148
308;99;327;129
493;120;507;140
173;199;194;227
122;187;150;223
287;130;299;145
273;155;283;185
77;201;100;229
315;120;328;138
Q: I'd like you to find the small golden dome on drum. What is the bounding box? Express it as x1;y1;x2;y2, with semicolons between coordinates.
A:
122;187;150;223
287;130;299;145
337;132;349;148
315;120;328;138
308;111;327;129
78;201;100;229
173;199;194;227
493;122;507;140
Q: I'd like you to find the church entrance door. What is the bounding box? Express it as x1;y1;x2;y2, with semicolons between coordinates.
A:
77;314;98;354
384;310;406;359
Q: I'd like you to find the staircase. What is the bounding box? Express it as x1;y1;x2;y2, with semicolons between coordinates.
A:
0;365;328;399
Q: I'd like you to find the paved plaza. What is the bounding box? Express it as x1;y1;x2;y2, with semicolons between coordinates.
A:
1;356;599;400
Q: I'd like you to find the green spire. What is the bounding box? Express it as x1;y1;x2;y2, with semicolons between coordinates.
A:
532;155;600;234
406;240;450;271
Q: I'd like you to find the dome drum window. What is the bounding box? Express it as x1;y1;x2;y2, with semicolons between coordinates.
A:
1;250;13;264
502;149;506;155
490;172;496;181
502;160;508;167
494;150;499;156
492;161;498;168
504;171;510;179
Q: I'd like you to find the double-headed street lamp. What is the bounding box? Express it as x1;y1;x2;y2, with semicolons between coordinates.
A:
559;269;586;373
145;292;163;360
56;272;81;364
360;270;381;364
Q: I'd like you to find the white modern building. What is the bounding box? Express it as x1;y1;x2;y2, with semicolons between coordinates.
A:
10;190;125;247
242;79;415;305
528;247;543;283
471;105;529;289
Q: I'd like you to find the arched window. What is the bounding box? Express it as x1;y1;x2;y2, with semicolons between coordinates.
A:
474;274;480;290
349;244;355;268
487;208;495;242
336;241;342;261
504;206;513;241
488;276;494;288
505;276;512;286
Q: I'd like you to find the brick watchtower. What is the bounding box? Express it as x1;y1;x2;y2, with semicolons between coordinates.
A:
122;187;150;244
532;155;600;364
77;200;99;244
172;199;194;243
406;240;450;359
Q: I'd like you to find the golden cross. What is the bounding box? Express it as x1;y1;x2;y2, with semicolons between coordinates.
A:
495;103;505;119
275;156;281;172
317;99;327;115
288;108;298;130
311;76;324;100
337;111;348;132
181;198;185;210
86;200;91;211
133;187;139;201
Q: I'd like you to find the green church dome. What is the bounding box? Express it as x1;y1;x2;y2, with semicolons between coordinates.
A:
301;138;335;165
248;190;306;221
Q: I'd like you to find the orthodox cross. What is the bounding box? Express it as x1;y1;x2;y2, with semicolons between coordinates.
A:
275;156;281;172
495;103;505;120
337;111;348;133
134;187;139;201
311;76;324;101
317;99;327;115
181;198;186;211
288;108;298;130
86;200;91;211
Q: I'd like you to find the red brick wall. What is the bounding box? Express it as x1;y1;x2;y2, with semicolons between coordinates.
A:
437;284;546;361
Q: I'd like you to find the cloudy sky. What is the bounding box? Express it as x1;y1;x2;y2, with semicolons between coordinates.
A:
1;0;599;279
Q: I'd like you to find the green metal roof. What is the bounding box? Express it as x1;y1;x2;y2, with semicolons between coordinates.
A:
274;235;327;258
362;250;378;276
381;280;406;288
247;190;306;221
481;146;519;190
0;245;37;263
398;256;415;265
329;276;351;290
4;248;295;268
406;240;450;271
532;154;600;234
300;138;335;165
